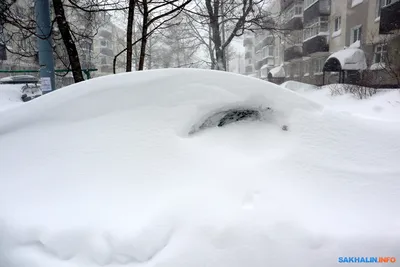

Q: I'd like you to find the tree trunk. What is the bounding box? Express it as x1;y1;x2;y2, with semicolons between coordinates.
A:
206;0;226;71
53;0;84;82
207;23;216;69
221;0;227;70
215;47;226;70
138;0;148;71
147;36;152;69
126;0;135;72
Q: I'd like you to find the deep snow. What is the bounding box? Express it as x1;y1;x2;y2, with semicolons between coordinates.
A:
0;84;24;111
0;69;400;267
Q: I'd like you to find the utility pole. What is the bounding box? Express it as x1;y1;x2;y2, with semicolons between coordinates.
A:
35;0;56;92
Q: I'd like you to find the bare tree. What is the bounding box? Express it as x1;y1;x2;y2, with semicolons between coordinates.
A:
53;0;85;82
149;17;202;68
113;0;193;72
183;0;275;71
366;30;400;87
126;0;135;71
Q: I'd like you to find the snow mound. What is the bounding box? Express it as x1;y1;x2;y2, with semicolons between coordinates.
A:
280;80;318;92
0;69;321;135
0;84;23;111
0;69;400;267
302;85;400;120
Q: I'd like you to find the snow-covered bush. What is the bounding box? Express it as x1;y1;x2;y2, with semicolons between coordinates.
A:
328;83;377;99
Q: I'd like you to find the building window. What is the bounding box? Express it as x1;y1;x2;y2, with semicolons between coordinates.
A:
20;38;29;51
376;0;395;18
261;46;274;58
304;0;318;10
374;44;388;63
334;16;341;31
255;50;262;61
295;6;303;15
293;62;300;76
262;47;267;58
303;17;329;41
268;46;274;57
351;26;362;44
303;61;310;75
312;58;325;74
285;65;291;77
0;44;6;60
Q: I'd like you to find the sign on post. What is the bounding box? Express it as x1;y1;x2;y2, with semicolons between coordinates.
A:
40;77;52;92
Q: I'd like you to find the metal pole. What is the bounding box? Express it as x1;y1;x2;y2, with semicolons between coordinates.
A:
35;0;56;92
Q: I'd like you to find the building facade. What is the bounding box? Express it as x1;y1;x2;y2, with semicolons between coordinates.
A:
244;0;400;87
243;32;255;75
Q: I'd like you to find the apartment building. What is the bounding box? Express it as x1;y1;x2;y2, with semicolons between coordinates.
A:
243;0;282;79
254;30;277;79
0;0;38;76
281;0;304;81
243;33;255;75
244;0;400;86
91;12;127;77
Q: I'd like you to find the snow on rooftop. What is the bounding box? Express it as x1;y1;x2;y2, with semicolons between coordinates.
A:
260;64;269;71
269;65;285;78
327;48;367;70
349;40;361;48
0;69;400;267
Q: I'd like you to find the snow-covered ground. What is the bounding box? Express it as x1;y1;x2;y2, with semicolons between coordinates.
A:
0;84;24;111
281;81;400;120
0;70;400;267
302;86;400;120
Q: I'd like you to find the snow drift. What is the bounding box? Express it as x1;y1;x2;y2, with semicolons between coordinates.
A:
0;84;24;111
0;69;400;267
280;80;318;93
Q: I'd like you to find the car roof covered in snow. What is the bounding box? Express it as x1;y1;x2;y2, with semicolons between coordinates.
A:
0;75;39;84
0;68;321;134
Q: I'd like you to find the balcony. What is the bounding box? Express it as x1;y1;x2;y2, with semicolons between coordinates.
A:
255;60;263;70
255;36;273;52
379;1;400;34
283;16;303;30
245;65;253;74
100;65;113;73
303;35;329;55
100;47;114;57
284;46;303;61
245;51;252;59
281;0;296;11
243;37;254;46
99;26;112;40
303;0;331;24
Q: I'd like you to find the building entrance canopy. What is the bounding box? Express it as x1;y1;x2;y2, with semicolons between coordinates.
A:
323;48;367;72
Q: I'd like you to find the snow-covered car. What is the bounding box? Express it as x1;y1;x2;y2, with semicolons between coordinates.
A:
21;83;42;102
0;69;399;267
0;75;42;102
0;75;39;85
